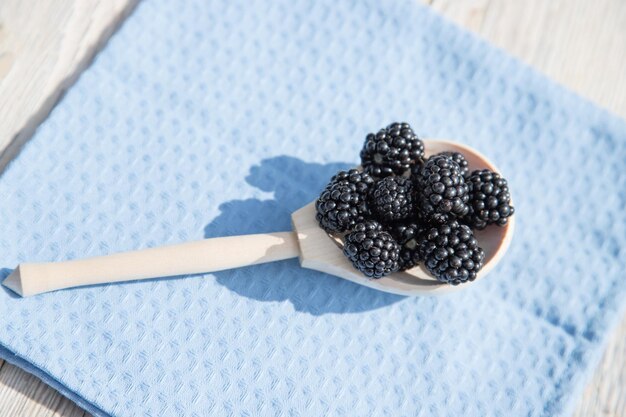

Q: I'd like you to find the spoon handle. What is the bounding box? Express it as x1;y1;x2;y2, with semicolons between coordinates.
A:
3;232;299;297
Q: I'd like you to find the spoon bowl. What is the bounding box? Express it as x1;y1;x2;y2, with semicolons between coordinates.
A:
4;139;513;297
291;139;514;295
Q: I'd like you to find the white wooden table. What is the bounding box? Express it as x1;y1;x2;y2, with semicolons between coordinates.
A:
0;1;624;415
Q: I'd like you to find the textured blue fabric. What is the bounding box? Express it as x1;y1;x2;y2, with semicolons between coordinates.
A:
1;0;625;416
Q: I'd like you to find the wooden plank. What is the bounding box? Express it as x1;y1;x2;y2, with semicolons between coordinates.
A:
0;0;138;171
0;362;85;417
430;2;626;416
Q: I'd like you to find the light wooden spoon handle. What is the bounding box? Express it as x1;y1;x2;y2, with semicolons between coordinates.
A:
4;232;299;297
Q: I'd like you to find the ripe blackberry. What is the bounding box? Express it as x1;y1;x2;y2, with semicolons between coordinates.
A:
436;151;470;178
369;176;416;224
390;222;424;270
360;122;425;177
417;221;485;285
316;169;375;233
413;154;470;224
465;169;515;229
343;221;400;278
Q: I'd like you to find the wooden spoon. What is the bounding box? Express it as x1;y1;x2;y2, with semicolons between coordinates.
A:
3;140;514;297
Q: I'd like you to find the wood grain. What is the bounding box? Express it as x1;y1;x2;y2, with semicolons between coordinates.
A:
0;0;624;416
0;362;84;417
0;0;138;171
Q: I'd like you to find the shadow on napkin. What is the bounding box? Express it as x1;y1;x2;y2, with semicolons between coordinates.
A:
204;155;405;315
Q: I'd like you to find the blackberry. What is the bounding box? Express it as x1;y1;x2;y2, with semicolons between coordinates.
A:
465;169;515;229
360;122;425;177
413;154;470;224
369;176;416;224
390;222;424;270
343;221;400;278
316;169;375;233
436;151;470;178
417;221;485;285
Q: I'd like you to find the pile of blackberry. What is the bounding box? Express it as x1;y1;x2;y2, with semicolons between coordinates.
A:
315;122;515;285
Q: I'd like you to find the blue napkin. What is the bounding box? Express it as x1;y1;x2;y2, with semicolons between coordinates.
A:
1;0;625;415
